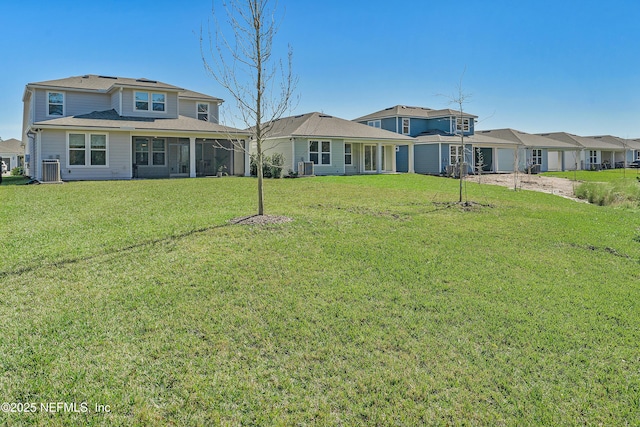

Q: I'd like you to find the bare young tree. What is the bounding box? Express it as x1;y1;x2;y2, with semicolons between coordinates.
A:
201;0;296;215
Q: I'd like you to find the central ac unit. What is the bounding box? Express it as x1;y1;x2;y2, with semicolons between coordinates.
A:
298;161;314;176
41;159;61;183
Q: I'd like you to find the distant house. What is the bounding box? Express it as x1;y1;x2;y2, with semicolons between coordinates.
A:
258;112;415;175
0;138;24;172
22;74;250;181
537;132;626;170
476;129;579;172
353;105;478;173
584;135;640;168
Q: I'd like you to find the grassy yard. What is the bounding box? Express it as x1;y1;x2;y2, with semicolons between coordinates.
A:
543;168;640;182
1;175;639;425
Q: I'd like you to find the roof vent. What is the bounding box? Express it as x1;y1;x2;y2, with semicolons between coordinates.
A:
81;75;90;79
98;75;117;79
136;78;158;83
319;114;332;118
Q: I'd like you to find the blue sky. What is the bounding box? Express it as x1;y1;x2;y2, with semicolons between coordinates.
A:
1;0;639;140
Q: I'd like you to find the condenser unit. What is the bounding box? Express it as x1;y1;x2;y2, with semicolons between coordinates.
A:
298;161;314;176
41;159;62;183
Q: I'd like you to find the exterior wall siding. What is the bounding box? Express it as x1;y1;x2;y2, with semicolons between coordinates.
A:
110;91;120;114
414;144;439;174
178;99;219;123
344;143;360;175
396;145;409;172
120;89;179;119
496;148;516;172
40;129;131;180
34;89;112;122
262;138;293;172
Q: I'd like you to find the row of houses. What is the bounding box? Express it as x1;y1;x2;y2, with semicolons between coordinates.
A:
20;74;640;181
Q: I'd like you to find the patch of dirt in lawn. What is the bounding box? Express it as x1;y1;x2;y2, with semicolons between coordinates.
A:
229;215;293;225
465;173;587;202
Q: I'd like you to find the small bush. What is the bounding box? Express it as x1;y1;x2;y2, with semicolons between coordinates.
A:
250;153;284;178
11;167;24;176
575;180;640;207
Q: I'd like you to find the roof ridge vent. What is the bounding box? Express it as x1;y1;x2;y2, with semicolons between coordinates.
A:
318;114;332;118
98;75;117;79
136;78;158;83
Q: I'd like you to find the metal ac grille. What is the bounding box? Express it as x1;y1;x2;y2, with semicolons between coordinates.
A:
42;160;61;183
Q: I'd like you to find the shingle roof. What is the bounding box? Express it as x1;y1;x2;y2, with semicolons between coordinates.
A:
353;105;478;122
261;112;414;143
415;132;521;146
538;132;625;150
27;74;222;102
586;135;640;150
477;129;577;149
33;109;246;135
0;138;24;154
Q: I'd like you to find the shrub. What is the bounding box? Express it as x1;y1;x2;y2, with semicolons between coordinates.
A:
250;153;285;178
575;180;640;207
10;167;24;176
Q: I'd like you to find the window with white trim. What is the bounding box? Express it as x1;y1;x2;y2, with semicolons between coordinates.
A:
456;117;470;133
134;137;166;166
401;118;410;135
310;140;331;165
47;91;65;116
197;103;209;121
367;120;381;128
589;150;598;165
67;133;107;167
134;91;166;112
344;143;352;165
532;149;542;165
450;145;462;165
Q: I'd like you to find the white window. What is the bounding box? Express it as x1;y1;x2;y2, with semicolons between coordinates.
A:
401;118;410;135
310;140;331;165
532;149;542;165
367;120;381;128
134;91;166;112
456;117;470;133
134;137;165;166
450;145;463;165
67;133;108;167
197;103;209;121
47;91;65;116
589;150;598;165
344;143;352;165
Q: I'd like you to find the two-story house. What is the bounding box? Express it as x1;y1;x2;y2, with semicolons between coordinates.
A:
22;74;250;182
353;105;478;174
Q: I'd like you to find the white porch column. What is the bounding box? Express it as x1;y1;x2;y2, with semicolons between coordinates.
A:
376;142;382;173
189;137;196;178
244;140;251;176
408;143;415;173
392;146;397;172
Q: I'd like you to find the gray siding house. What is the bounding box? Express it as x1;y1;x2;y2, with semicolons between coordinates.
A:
22;75;250;181
258;112;414;175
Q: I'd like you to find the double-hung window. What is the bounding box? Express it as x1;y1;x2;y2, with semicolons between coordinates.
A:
134;91;166;112
532;149;542;165
310;140;331;165
47;91;65;116
401;118;410;135
450;145;462;165
589;150;598;165
344;143;352;165
197;103;209;121
67;133;108;167
456;117;470;133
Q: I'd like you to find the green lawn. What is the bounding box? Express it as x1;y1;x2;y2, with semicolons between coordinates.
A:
1;175;639;425
543;168;640;182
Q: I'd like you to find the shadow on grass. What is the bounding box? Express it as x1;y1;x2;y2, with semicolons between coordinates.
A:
1;176;30;186
0;224;230;279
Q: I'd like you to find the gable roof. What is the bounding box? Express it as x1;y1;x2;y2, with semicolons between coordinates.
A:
0;138;24;154
32;109;246;135
538;132;625;150
26;75;222;103
261;112;414;143
415;132;521;146
477;129;577;149
353;105;478;122
586;135;640;150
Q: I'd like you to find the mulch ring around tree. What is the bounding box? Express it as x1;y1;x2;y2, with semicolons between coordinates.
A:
229;215;293;225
